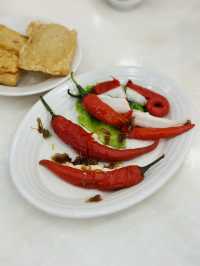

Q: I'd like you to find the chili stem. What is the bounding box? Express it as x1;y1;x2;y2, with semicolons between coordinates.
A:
40;96;56;117
67;89;82;98
141;154;165;174
71;72;84;93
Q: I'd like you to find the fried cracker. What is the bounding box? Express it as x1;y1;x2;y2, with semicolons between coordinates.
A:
0;71;20;86
19;22;77;76
0;48;18;73
0;25;27;54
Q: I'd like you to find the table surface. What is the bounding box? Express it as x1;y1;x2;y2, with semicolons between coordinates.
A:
0;0;200;265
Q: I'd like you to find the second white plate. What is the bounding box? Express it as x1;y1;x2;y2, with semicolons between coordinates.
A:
0;15;82;96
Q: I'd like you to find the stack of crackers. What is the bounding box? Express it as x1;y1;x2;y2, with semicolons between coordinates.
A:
0;22;77;86
0;25;26;85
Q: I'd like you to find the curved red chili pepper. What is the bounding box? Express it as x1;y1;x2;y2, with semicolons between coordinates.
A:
39;155;164;191
69;74;132;127
93;78;120;94
126;80;170;117
83;93;132;127
40;97;159;162
128;122;195;140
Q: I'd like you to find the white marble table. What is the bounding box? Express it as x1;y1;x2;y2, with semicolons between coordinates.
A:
0;0;200;265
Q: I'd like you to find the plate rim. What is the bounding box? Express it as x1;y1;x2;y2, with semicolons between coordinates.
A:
9;65;195;218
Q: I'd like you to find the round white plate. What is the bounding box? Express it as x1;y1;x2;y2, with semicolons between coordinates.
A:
10;66;194;218
0;16;82;96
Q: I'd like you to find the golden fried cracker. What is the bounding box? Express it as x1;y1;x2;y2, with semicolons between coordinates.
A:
0;25;27;54
19;22;77;76
0;48;18;73
0;71;20;86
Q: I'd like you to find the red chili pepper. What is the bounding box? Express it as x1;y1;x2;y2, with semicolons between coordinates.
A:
39;155;164;191
128;122;195;140
83;93;132;127
93;78;120;94
40;96;159;162
126;80;170;117
68;73;132;127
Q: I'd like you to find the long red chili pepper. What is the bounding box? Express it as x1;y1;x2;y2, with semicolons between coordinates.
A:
83;93;132;127
128;122;195;140
93;78;120;94
40;96;159;162
68;73;132;127
39;154;164;191
126;80;170;117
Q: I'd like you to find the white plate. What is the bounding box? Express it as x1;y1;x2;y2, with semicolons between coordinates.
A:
9;66;194;218
0;16;82;96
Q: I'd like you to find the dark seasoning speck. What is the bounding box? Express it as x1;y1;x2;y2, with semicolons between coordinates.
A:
35;117;51;139
86;194;103;203
51;153;72;164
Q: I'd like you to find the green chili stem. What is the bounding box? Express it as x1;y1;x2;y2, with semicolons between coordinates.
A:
67;89;82;98
141;154;165;174
40;96;56;117
71;72;84;94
